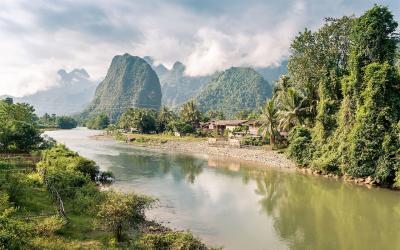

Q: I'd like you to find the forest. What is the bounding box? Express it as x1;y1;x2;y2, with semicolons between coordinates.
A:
277;5;400;187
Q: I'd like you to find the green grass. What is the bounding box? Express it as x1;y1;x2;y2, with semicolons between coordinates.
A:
124;133;206;145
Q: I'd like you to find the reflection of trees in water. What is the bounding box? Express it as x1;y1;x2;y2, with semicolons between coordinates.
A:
241;168;400;250
103;152;204;184
170;155;204;184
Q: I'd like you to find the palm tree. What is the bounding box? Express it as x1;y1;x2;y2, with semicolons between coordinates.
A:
274;75;292;98
276;87;308;131
180;101;201;127
260;98;279;145
158;106;175;131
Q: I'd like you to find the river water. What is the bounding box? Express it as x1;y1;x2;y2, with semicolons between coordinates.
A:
46;128;400;250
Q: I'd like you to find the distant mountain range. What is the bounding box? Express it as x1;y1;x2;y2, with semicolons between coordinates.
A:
144;57;213;108
145;57;287;110
193;67;273;117
2;54;287;119
81;53;162;121
3;69;97;116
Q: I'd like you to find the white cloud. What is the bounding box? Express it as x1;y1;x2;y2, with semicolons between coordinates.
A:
0;0;398;96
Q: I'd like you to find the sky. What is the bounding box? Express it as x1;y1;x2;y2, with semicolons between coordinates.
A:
0;0;399;97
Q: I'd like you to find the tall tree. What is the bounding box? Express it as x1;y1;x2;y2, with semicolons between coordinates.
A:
179;101;201;128
260;99;279;145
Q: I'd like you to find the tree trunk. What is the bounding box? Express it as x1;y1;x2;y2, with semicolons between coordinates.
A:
116;224;122;241
270;133;275;146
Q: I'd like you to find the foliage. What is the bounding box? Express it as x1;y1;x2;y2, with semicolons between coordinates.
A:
157;106;176;132
207;110;225;120
179;101;202;128
56;116;78;129
287;127;313;166
259;98;279;145
136;231;210;250
118;108;157;133
241;136;264;146
194;67;272;117
281;5;400;187
97;191;155;241
86;113;110;130
36;216;67;236
0;192;33;249
0;100;43;153
38;114;77;129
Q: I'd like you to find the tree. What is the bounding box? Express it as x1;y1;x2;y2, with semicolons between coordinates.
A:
260;99;279;145
157;106;175;132
0;101;43;152
179;101;201;128
86;114;110;130
118;108;157;133
207;110;225;120
97;191;155;241
276;87;307;130
56;116;78;129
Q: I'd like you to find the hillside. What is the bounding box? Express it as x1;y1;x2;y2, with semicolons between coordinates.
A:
82;53;162;121
159;62;212;108
9;69;97;116
255;60;288;85
193;67;272;117
144;58;212;108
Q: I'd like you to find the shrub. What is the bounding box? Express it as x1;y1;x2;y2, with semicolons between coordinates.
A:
241;136;263;146
36;216;66;236
136;231;209;250
97;191;155;241
287;127;314;166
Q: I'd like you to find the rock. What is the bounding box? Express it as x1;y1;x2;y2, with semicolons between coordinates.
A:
82;53;162;122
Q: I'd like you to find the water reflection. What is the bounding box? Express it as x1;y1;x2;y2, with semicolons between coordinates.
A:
46;128;400;250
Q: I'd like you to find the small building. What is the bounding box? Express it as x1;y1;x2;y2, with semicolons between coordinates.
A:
243;120;263;136
208;120;248;136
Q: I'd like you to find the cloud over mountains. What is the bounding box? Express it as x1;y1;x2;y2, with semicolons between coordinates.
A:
0;0;399;96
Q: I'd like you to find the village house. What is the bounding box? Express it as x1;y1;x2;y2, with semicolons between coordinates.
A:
243;120;263;136
207;120;248;136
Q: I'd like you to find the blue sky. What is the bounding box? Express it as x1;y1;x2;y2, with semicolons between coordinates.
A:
0;0;399;96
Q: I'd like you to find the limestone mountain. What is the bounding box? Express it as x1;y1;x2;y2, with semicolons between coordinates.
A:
193;67;273;117
159;62;213;108
82;54;162;121
10;68;97;116
145;58;212;108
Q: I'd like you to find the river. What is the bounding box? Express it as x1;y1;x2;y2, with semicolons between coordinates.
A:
45;128;400;250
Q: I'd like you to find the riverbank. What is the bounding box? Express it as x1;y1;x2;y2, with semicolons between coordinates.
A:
94;132;395;189
93;133;295;169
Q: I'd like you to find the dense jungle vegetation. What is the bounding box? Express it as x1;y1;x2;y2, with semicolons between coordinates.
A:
269;5;400;187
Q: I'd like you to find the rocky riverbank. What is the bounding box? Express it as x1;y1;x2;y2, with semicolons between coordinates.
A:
92;133;295;169
128;137;296;169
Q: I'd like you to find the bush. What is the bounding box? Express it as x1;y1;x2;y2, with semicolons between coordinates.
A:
71;183;106;214
241;136;263;146
0;192;33;249
97;191;155;241
56;116;78;129
45;170;90;199
287;127;314;166
136;231;209;250
36;216;66;236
